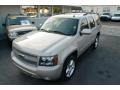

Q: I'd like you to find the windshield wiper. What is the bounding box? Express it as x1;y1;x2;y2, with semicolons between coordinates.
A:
40;29;49;32
40;29;70;35
11;24;18;25
48;30;66;35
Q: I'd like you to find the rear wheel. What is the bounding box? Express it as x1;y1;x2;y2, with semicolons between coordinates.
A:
61;55;76;80
92;35;99;49
7;37;12;48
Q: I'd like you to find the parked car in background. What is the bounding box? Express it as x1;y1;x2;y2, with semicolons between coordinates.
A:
11;13;101;80
27;12;37;18
100;13;112;21
111;13;120;21
3;14;37;45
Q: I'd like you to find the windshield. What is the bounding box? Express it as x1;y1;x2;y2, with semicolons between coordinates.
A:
7;16;31;25
114;14;120;16
40;17;79;36
103;13;110;15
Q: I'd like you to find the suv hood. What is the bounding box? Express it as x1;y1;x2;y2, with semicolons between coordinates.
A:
13;31;69;56
7;25;37;32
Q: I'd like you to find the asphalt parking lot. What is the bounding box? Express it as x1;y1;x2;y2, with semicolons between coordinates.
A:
0;22;120;85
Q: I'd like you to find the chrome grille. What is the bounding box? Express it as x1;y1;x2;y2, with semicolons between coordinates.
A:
13;47;38;67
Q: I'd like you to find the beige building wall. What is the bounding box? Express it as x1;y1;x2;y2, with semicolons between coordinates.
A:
81;5;120;15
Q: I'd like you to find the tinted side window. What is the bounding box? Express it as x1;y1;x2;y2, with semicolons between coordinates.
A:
89;16;95;28
80;18;89;31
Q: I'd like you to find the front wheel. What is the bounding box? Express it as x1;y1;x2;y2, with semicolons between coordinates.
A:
61;55;76;80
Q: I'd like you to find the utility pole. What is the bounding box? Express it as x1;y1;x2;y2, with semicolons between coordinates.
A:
51;5;54;16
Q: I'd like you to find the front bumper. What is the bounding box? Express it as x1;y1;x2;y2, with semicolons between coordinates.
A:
11;52;63;80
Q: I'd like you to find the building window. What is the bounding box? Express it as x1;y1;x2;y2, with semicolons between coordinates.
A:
103;7;110;12
117;7;120;11
91;9;94;12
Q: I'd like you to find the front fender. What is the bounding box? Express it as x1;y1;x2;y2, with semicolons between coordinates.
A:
58;45;77;64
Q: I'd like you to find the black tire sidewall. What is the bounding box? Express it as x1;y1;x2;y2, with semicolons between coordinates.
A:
93;35;99;49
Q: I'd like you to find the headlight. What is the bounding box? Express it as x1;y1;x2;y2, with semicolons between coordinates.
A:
8;32;18;37
39;55;58;66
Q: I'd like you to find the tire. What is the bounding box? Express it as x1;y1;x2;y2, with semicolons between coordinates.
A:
7;37;12;48
61;55;76;80
92;35;99;49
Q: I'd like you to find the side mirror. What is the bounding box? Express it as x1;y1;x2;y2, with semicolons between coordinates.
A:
2;23;6;27
37;23;43;30
81;29;92;35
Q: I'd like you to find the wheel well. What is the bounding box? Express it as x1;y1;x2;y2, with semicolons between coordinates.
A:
66;50;78;60
61;50;77;80
71;50;78;57
63;50;78;66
